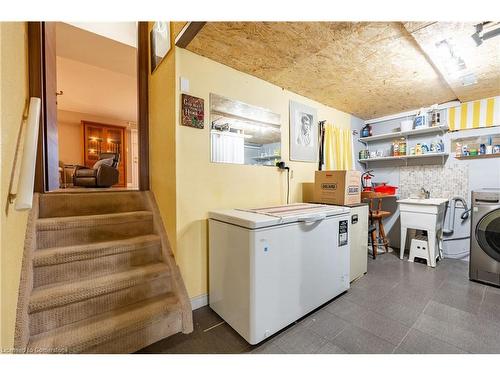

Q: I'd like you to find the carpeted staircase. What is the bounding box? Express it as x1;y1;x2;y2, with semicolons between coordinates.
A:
14;191;193;353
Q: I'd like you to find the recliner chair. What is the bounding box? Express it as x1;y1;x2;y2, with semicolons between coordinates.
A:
73;152;120;188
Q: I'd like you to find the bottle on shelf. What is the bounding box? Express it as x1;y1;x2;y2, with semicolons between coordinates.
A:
392;140;399;156
415;143;422;155
399;137;407;156
438;138;445;153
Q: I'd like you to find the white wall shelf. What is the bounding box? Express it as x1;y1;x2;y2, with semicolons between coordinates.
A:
252;155;281;161
358;125;449;144
358;152;449;165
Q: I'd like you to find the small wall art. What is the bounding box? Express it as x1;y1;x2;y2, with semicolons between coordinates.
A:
181;94;205;129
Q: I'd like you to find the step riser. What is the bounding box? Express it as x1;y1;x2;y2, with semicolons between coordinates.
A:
34;244;163;287
86;310;182;354
29;276;172;336
39;192;148;218
37;219;154;249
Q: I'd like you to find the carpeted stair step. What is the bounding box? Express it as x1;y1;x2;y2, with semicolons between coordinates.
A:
36;211;154;249
33;234;163;287
27;293;182;353
38;191;148;218
29;263;171;336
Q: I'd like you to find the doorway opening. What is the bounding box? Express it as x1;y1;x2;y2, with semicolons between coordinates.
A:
29;22;149;193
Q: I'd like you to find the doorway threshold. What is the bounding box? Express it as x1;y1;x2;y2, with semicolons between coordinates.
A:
47;187;139;194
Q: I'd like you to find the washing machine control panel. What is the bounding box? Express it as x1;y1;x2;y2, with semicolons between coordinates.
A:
473;190;500;206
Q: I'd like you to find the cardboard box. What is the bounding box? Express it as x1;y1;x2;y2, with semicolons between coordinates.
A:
302;182;315;203
314;170;361;205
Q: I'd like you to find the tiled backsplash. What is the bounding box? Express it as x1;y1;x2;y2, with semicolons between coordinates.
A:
399;163;469;200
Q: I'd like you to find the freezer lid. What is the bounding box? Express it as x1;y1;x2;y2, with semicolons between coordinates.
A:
209;203;350;229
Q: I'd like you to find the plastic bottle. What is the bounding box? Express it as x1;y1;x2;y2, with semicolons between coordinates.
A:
399;137;407;155
393;141;399;156
438;139;444;153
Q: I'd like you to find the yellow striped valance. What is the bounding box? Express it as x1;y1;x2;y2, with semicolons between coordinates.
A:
447;96;499;131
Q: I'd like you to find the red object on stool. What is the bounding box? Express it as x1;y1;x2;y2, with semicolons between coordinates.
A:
374;184;398;195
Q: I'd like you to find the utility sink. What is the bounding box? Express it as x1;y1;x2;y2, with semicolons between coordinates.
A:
397;197;448;267
397;198;448;206
397;198;447;215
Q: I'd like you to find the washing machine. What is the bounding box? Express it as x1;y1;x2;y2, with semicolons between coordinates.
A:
470;188;500;286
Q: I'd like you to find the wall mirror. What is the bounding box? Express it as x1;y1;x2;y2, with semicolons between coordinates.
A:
210;93;281;166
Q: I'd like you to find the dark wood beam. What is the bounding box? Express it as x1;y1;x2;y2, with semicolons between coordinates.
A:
175;22;206;48
137;22;150;191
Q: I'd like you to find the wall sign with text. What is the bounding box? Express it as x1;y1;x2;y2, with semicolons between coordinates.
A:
181;94;204;129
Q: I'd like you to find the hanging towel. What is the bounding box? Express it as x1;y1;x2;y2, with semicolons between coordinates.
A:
324;124;354;170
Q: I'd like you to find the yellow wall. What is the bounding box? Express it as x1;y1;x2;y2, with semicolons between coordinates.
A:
174;48;353;299
58;111;84;165
148;23;178;252
0;22;29;350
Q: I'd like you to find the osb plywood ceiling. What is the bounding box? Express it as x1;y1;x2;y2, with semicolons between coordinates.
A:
186;22;500;119
404;22;500;103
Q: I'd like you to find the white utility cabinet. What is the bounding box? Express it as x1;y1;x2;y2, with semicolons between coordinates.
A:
348;204;369;281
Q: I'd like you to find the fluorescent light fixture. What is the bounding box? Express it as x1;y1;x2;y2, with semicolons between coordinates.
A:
435;39;467;77
472;22;500;46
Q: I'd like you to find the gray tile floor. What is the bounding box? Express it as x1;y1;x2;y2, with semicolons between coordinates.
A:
137;253;500;354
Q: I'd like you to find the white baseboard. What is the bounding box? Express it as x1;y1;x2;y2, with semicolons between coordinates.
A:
190;294;208;310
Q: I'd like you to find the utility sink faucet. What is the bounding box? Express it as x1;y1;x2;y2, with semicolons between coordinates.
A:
421;187;430;199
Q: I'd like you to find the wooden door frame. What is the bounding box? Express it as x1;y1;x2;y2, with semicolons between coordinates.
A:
130;128;139;188
137;22;149;191
28;21;150;192
28;22;52;193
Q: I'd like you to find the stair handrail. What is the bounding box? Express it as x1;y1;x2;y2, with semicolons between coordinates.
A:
9;97;41;211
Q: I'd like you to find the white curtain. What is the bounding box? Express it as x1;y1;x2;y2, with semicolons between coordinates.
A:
323;124;354;170
211;131;245;164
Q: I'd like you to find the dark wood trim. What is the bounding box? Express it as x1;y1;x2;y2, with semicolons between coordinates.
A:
28;22;46;193
138;22;150;191
80;120;128;130
175;22;206;48
28;22;59;192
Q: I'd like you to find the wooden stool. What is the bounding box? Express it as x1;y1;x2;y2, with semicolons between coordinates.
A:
369;222;378;259
369;198;392;257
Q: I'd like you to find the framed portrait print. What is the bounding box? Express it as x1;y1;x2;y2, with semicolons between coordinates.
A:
150;22;171;73
289;100;318;162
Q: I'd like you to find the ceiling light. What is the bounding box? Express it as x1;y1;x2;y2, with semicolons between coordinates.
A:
435;39;467;78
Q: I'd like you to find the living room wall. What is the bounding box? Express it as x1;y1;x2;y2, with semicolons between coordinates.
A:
57;109;135;185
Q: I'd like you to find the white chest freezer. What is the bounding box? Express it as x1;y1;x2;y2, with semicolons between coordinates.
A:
208;203;351;344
